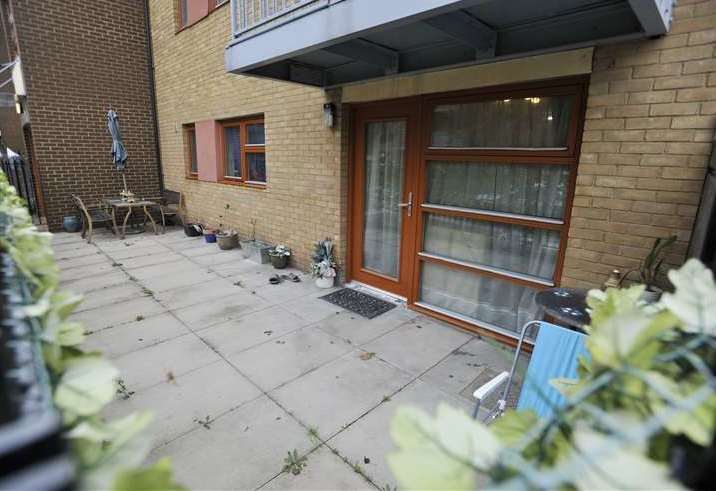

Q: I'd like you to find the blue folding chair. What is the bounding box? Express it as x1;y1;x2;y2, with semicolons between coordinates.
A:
472;320;588;421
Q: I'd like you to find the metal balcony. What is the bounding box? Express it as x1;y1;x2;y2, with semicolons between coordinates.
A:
226;0;675;87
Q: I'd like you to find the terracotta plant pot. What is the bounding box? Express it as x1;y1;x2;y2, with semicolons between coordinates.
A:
269;254;289;269
315;276;334;289
217;232;239;250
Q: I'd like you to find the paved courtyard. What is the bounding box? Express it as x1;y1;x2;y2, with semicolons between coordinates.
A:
53;227;522;490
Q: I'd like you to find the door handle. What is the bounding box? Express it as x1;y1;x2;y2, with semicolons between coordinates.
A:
398;192;413;217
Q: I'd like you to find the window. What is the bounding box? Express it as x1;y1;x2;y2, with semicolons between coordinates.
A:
221;117;266;185
179;0;189;27
416;82;584;337
184;124;198;177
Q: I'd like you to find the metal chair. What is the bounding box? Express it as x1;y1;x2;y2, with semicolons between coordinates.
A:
71;195;113;244
144;190;185;233
473;320;588;422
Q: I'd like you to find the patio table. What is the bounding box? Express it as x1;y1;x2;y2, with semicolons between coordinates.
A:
535;287;591;331
104;199;158;239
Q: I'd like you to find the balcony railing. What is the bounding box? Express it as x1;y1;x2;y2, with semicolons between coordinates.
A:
231;0;344;38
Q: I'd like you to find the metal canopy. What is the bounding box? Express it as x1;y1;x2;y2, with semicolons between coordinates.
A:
225;0;674;88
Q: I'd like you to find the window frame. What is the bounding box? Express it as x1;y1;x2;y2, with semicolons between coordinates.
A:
412;79;587;338
219;116;266;188
184;123;198;179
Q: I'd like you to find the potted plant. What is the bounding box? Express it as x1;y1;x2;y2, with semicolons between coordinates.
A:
310;238;338;289
619;234;677;302
239;218;272;264
268;244;291;269
216;204;239;250
204;228;217;243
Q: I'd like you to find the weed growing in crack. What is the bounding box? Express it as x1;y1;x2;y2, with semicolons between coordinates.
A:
193;415;212;429
282;450;307;475
307;426;320;444
116;379;134;400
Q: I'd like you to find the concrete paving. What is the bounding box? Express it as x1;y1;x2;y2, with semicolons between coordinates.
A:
54;227;524;490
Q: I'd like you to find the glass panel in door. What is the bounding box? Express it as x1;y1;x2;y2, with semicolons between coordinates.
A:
362;121;406;279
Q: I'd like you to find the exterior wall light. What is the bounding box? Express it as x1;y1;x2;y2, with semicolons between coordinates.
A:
323;103;335;128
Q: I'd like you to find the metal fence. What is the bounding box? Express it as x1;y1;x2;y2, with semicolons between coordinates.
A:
231;0;343;37
1;154;39;222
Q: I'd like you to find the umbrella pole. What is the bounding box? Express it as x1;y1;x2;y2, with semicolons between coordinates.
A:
122;172;128;195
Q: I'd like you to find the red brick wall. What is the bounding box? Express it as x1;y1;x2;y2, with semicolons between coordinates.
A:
10;0;160;230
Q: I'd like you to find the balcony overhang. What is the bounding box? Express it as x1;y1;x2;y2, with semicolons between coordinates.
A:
225;0;674;88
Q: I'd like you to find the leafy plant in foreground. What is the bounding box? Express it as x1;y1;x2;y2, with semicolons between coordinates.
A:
389;259;716;490
0;175;184;490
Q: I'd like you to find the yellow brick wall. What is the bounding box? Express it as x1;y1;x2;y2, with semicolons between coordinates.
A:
148;1;344;271
562;0;716;288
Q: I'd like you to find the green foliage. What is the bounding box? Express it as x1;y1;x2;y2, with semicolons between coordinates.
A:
113;458;185;491
389;259;716;490
283;449;308;475
0;175;184;490
621;235;677;290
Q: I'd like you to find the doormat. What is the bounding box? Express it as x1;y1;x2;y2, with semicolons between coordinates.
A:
320;288;397;319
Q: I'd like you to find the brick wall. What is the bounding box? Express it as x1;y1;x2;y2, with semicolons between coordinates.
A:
149;1;344;271
562;0;716;288
10;0;160;230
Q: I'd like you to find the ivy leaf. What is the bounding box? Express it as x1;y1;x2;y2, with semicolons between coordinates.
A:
55;356;119;420
42;318;86;347
112;458;185;491
567;427;686;490
71;412;155;491
661;259;716;336
51;290;85;320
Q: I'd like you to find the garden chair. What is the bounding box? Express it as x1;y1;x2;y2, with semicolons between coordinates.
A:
472;320;588;422
144;189;185;233
71;194;113;244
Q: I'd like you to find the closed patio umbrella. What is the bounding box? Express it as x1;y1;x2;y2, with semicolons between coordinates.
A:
106;109;129;195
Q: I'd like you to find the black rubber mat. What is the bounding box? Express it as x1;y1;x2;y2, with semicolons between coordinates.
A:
319;288;397;319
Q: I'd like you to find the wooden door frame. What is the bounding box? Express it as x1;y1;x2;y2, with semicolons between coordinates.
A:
345;76;588;346
347;98;421;298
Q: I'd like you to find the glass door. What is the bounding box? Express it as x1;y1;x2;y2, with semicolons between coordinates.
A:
350;102;419;298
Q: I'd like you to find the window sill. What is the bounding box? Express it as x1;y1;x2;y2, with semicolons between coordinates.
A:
219;178;267;189
186;173;198;180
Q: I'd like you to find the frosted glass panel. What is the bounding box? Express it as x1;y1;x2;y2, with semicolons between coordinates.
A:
420;262;539;335
362;121;406;278
431;95;574;148
423;215;560;281
426;161;569;220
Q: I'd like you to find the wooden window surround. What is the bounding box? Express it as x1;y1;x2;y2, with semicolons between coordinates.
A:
177;0;227;31
184;124;198;179
219;116;266;188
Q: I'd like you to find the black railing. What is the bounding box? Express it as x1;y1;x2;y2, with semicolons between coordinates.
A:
1;154;40;222
0;216;75;490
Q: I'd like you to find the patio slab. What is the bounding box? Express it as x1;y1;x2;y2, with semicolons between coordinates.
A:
327;379;472;490
362;316;473;376
271;350;414;439
262;445;372;490
227;325;354;391
105;360;262;446
149;395;314;491
52;229;526;490
199;305;309;357
70;295;166;332
82;311;189;358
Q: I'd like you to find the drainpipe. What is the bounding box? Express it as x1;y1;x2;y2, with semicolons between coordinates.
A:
143;0;164;192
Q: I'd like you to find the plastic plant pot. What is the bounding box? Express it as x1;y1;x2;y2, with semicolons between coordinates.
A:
269;254;289;269
204;231;217;243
